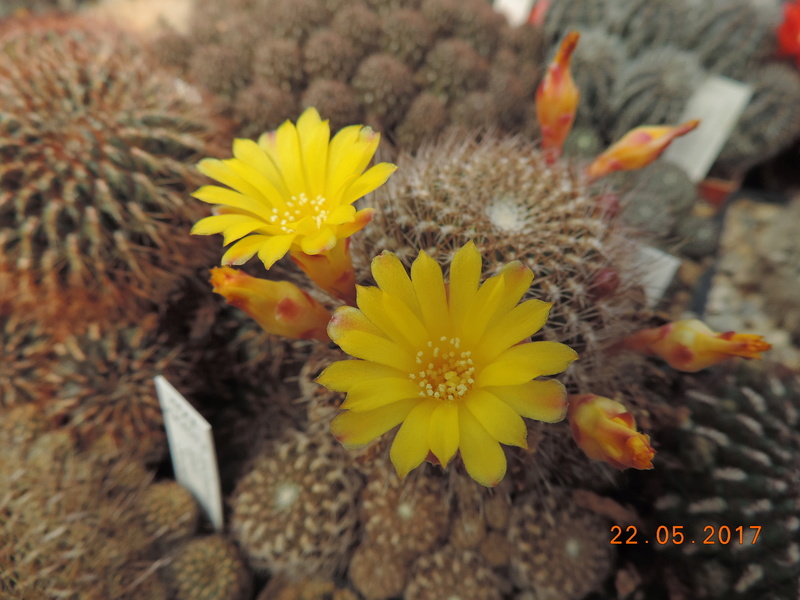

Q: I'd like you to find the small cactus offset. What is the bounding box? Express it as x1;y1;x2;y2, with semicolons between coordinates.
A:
677;0;778;80
163;535;253;600
0;18;227;330
717;63;800;175
230;429;363;578
609;47;705;140
605;0;691;56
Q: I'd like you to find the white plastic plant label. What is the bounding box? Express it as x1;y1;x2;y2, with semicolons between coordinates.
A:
154;375;224;531
662;76;753;182
494;0;534;26
636;246;682;308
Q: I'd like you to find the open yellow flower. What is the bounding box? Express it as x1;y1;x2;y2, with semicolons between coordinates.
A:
316;242;579;487
191;107;397;303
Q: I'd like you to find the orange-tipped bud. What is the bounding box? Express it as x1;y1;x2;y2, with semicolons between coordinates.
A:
586;119;700;180
623;319;771;373
210;267;332;342
536;31;580;159
568;394;655;470
290;237;362;306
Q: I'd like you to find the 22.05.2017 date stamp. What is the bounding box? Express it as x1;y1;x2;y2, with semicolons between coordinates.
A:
611;525;762;545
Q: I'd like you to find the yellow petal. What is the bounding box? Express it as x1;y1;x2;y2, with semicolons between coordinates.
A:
341;377;420;411
331;399;420;448
316;359;407;392
475;299;553;362
226;154;286;209
411;251;450;338
449;241;482;328
340;162;398;205
464;389;527;448
191;213;259;236
371;251;422;317
326;204;357;225
476;341;579;386
381;290;429;349
231;137;290;199
197;159;271;206
299;226;337;255
297;107;330;199
390;399;437;478
337;207;375;238
428;402;459;468
221;219;276;246
221;235;271;266
328;305;385;340
256;234;296;268
355;286;412;349
492;260;534;319
192;186;272;222
335;330;415;371
487;380;568;423
460;272;506;348
275;117;307;197
458;407;507;487
326;125;363;195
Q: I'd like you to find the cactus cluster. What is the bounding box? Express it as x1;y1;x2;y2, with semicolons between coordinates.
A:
150;0;546;150
543;0;800;176
0;409;175;599
642;363;800;599
0;17;227;330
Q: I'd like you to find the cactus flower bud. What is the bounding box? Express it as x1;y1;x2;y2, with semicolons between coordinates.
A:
623;319;771;373
586;120;700;180
210;267;332;342
568;394;655;470
536;31;580;160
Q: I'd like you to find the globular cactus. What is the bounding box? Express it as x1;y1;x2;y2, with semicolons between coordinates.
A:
0;19;226;330
350;133;650;394
230;429;363;578
605;0;691;56
614;161;698;240
405;546;503;600
542;0;610;45
163;535;252;600
148;0;544;149
45;315;193;463
610;47;705;140
717;63;800;175
677;0;778;80
136;481;200;549
0;419;169;600
508;490;616;600
644;363;800;599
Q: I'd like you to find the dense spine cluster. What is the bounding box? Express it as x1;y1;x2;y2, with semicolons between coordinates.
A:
0;19;226;329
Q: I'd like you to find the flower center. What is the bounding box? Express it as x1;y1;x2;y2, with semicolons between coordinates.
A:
409;336;475;402
268;192;329;232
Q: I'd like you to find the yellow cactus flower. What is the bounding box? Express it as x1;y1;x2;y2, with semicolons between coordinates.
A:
585;119;700;180
191;107;397;303
623;318;771;373
536;30;580;159
210;266;331;342
568;394;655;470
316;242;579;487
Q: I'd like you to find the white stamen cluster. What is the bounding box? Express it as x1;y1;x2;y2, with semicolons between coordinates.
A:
268;193;329;232
409;336;475;402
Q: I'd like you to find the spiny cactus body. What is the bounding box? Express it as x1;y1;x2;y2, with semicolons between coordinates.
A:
0;19;225;329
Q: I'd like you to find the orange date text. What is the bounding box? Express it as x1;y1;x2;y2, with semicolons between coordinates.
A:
610;525;762;545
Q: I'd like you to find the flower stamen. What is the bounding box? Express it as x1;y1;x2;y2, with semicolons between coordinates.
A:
411;337;476;402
